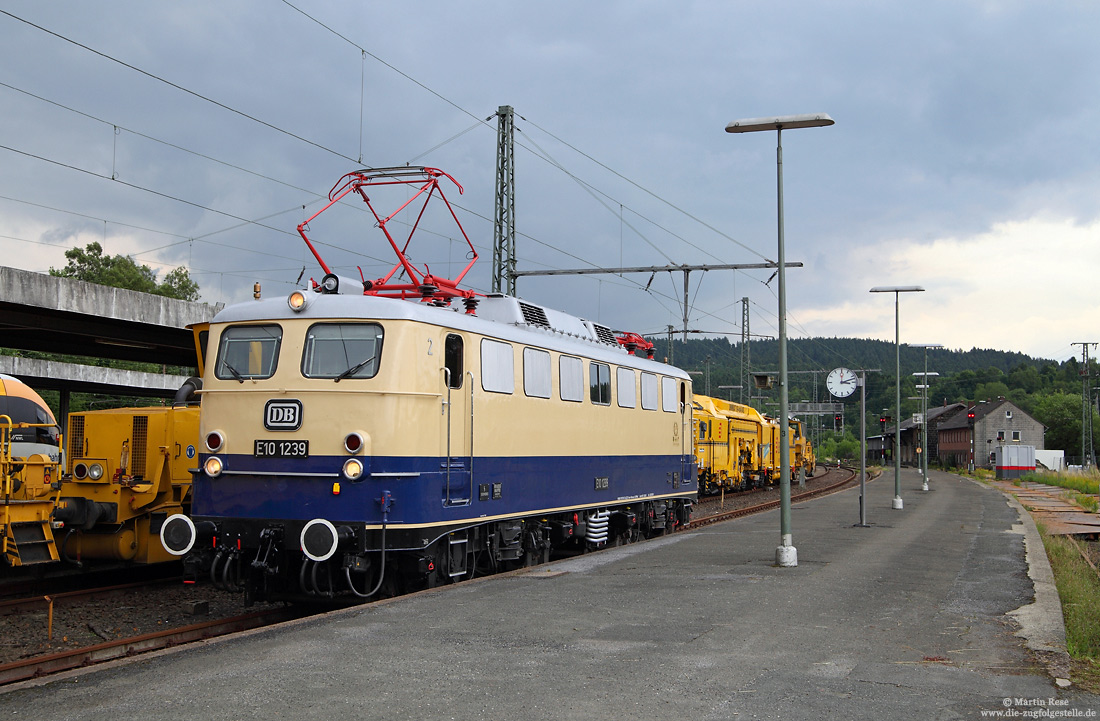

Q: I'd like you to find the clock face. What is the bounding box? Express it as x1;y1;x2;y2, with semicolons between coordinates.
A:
827;367;858;398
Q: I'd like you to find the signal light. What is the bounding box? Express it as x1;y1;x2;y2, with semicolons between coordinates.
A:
204;456;224;478
205;431;224;452
342;458;364;480
344;432;364;454
288;290;309;312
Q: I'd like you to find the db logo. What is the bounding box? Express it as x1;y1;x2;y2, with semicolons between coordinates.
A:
264;399;303;430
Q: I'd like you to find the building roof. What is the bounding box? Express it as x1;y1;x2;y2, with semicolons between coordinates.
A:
937;398;1040;431
895;402;966;432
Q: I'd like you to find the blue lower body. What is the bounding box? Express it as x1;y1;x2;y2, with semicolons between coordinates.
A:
193;453;696;528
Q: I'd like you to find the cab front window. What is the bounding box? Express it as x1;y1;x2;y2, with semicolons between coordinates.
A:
302;323;384;380
215;324;282;381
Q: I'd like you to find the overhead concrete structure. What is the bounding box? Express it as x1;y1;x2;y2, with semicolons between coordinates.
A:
0;266;223;400
0;266;222;368
0;356;190;398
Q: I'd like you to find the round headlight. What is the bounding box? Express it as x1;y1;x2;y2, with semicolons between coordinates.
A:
344;432;364;454
205;431;224;452
342;458;364;481
288;290;308;312
204;456;224;478
88;463;104;480
73;462;88;480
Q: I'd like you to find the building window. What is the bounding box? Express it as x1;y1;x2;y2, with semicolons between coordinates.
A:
996;430;1005;442
1012;430;1021;442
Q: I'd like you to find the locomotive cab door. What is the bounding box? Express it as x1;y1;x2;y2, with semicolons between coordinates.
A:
441;332;472;506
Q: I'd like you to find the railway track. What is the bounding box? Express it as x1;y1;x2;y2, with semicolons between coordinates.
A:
0;605;305;686
691;465;861;527
1;465;865;687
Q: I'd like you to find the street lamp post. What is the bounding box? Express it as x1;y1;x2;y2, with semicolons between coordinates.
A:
912;343;943;491
870;286;924;509
727;113;834;567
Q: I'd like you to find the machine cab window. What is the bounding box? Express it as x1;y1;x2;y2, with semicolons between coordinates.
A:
215;324;283;381
302;323;384;380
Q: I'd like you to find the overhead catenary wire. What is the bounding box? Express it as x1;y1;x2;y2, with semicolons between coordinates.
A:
0;9;363;166
3;5;778;331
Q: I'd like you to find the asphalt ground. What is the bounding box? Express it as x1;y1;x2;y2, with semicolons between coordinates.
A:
2;468;1098;720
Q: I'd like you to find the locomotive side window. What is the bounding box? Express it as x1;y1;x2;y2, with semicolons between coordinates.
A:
481;339;515;394
215;324;282;381
661;376;678;412
444;334;463;389
522;348;552;399
616;367;636;408
559;355;584;402
302;323;384;380
640;372;658;410
589;362;611;405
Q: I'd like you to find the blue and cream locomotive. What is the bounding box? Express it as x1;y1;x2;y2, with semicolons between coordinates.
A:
161;167;696;602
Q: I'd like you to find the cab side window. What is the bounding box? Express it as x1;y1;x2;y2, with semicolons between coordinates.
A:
445;334;463;389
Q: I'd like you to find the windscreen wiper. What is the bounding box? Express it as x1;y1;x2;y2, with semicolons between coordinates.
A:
222;363;246;384
334;357;374;382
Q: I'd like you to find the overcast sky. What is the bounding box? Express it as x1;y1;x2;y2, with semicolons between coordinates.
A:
2;2;1098;366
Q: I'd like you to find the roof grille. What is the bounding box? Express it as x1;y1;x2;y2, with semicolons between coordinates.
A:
591;323;617;345
518;301;551;329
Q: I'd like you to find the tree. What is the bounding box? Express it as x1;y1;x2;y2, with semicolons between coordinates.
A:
1032;392;1083;455
974;381;1010;402
49;242;200;301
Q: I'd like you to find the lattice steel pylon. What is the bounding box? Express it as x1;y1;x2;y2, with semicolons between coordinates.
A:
1077;342;1097;467
492;105;516;295
741;297;750;404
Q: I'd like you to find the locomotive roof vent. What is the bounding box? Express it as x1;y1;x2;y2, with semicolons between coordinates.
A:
584;321;618;346
518;301;551;329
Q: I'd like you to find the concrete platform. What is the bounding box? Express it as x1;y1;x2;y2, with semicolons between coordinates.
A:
2;469;1098;719
991;480;1100;536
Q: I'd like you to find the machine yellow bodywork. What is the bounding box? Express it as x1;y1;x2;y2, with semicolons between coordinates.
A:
1;418;63;567
59;405;199;564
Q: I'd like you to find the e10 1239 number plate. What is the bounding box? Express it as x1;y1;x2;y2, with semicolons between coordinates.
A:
254;440;309;458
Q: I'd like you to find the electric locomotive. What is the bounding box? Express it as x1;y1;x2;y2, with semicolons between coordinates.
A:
161;167;696;603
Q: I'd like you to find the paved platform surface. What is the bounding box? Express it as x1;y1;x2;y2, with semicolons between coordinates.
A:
3;469;1098;720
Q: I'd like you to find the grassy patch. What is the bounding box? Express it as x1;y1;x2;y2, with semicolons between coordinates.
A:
1039;530;1100;691
1022;472;1099;512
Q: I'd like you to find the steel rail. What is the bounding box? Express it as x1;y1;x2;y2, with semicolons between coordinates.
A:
689;467;859;528
0;606;304;686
